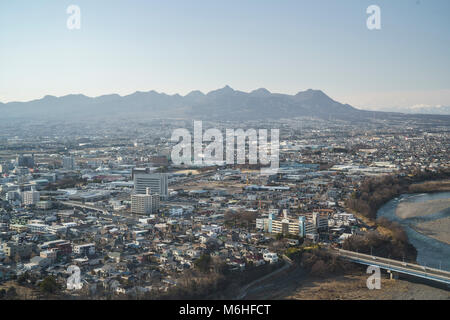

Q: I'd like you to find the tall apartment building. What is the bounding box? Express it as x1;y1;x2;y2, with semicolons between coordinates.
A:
22;187;40;206
6;191;19;202
131;188;160;215
16;154;34;168
133;173;168;199
263;212;318;237
312;212;329;231
63;156;76;170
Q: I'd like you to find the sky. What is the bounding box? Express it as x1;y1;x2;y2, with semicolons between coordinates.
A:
1;0;450;111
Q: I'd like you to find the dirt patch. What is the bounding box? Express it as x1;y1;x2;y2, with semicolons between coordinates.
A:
395;198;450;219
0;281;40;299
414;217;450;245
286;273;450;300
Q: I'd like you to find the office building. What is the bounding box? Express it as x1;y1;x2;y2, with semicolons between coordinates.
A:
22;187;40;206
16;154;34;168
37;201;53;210
312;212;329;231
133;173;168;199
63;156;76;170
22;188;40;206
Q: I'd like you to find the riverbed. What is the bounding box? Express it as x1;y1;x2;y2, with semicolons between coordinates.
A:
377;192;450;270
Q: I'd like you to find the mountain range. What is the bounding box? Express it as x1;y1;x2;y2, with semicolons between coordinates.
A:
1;86;449;122
368;105;450;115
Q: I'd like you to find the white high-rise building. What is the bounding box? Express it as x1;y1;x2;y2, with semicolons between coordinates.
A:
133;173;168;199
63;156;76;170
22;187;40;206
131;188;160;215
313;212;329;231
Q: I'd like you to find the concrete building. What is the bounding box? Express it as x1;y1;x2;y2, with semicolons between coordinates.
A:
16;154;34;168
312;212;329;231
73;243;95;256
22;187;40;206
63;156;76;170
133;173;168;199
6;190;19;202
299;216;316;237
131;188;160;215
263;252;278;264
264;211;317;238
1;242;33;258
36;200;53;210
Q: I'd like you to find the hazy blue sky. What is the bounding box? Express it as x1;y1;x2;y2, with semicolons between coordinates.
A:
1;0;449;110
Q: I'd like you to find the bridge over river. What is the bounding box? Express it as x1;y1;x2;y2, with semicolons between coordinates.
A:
335;248;450;287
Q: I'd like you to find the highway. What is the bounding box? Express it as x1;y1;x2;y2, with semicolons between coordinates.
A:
60;201;142;220
335;248;450;286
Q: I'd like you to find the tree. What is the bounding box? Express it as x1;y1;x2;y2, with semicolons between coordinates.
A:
17;272;30;285
40;276;60;295
5;287;17;299
194;254;212;273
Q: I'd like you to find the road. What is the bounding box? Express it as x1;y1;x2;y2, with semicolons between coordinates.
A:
335;249;450;285
60;201;141;220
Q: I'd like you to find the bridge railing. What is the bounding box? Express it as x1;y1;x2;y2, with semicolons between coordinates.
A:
335;248;450;277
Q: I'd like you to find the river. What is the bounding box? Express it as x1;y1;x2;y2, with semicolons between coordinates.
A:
377;192;450;271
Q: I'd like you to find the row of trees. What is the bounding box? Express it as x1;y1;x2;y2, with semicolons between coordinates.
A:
156;253;283;299
342;227;417;262
0;287;17;300
346;168;450;220
0;275;61;300
44;178;87;191
343;169;450;262
286;247;355;277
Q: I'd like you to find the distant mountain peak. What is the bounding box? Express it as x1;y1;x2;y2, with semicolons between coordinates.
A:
295;89;334;103
42;95;57;100
186;90;205;97
250;88;271;96
207;85;235;96
297;89;326;96
128;90;159;97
